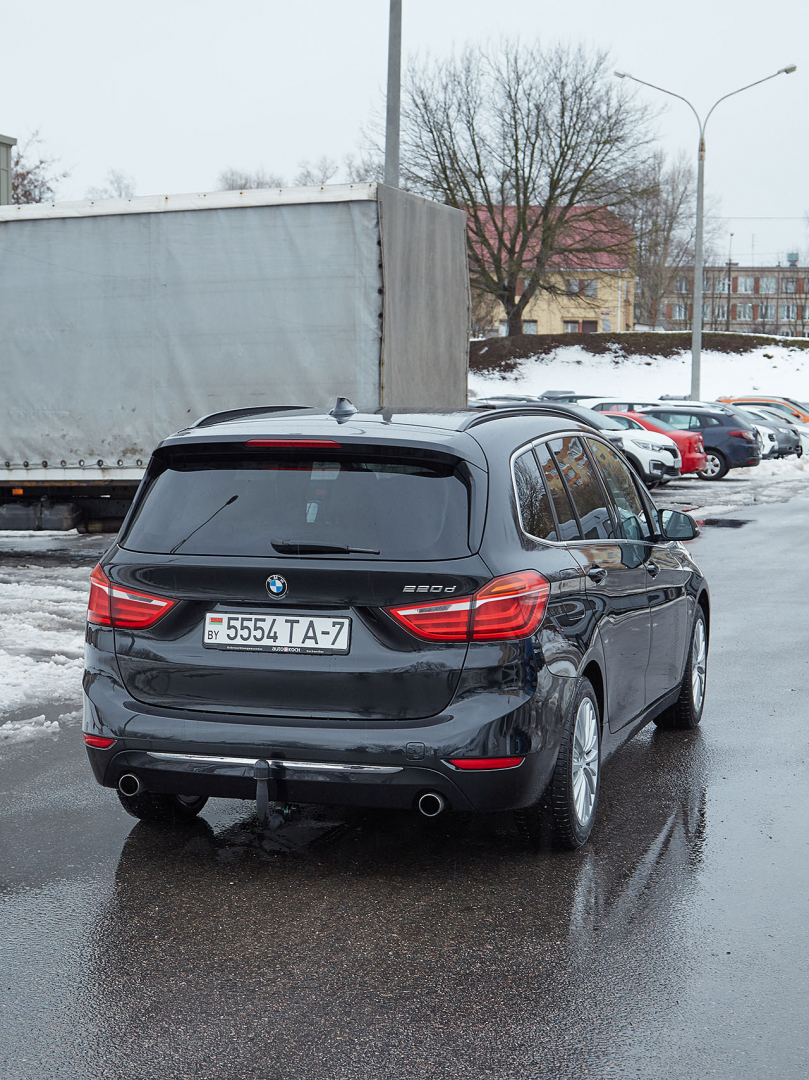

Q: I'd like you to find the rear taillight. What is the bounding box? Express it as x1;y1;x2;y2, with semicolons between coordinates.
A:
88;564;176;629
245;439;341;448
728;429;756;441
386;570;549;642
447;757;525;770
83;734;116;749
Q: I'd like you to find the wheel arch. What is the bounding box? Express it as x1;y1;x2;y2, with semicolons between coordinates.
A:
582;660;606;732
696;590;710;642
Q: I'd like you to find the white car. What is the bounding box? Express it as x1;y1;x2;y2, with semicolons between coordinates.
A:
595;413;683;486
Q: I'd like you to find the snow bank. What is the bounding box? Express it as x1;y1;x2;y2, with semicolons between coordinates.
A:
469;341;809;402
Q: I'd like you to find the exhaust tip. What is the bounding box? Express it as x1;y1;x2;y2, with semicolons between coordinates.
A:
417;792;446;818
118;773;141;797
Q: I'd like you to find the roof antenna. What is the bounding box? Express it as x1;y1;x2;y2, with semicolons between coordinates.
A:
329;396;358;422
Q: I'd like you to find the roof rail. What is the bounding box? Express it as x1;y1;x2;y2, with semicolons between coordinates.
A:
191;405;312;429
461;404;597;430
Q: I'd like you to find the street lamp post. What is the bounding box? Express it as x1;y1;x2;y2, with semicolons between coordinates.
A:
615;65;796;400
385;0;403;188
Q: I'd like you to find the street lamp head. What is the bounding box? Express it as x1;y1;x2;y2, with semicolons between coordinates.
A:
780;64;797;74
614;71;627;79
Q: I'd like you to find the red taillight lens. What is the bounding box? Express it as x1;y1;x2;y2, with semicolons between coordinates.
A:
245;439;341;448
447;756;525;770
728;429;756;441
386;570;549;643
87;564;176;629
83;734;116;749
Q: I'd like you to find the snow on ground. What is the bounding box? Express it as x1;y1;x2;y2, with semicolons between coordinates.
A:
469;341;809;402
0;563;88;748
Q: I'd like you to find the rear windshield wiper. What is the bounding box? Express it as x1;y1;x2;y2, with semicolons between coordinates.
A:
271;539;380;555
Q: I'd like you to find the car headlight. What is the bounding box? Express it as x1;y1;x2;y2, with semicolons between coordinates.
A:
633;440;665;452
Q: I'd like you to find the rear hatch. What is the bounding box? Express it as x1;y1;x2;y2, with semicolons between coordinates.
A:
109;439;489;721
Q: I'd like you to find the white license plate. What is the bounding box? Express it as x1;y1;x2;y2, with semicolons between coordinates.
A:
203;612;351;654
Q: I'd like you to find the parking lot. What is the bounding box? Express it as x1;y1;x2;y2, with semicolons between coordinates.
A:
0;476;808;1080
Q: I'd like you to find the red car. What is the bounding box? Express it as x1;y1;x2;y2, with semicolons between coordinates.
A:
605;412;708;474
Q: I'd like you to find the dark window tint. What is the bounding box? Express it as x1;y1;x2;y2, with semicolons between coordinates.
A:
535;444;581;541
123;451;472;559
654;411;719;430
589;440;653;542
550;437;614;541
513;449;555;540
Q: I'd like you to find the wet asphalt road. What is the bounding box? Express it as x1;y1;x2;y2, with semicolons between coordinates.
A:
1;495;808;1080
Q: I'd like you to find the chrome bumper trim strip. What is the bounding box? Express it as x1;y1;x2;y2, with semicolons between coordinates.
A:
145;752;403;775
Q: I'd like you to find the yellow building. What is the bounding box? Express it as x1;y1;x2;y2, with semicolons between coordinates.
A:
477;270;635;337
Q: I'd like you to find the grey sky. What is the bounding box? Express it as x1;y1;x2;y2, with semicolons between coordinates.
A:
4;0;806;265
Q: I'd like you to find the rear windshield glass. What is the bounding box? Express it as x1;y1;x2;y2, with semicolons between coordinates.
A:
122;451;473;559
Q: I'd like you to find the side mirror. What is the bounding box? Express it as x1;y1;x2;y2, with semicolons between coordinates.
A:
659;508;699;540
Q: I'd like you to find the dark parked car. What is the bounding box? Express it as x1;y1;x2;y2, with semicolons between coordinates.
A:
638;405;760;480
83;401;710;849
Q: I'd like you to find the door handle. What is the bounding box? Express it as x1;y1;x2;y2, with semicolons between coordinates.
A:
587;566;607;584
646;562;660;578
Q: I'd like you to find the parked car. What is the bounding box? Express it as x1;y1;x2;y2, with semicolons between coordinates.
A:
633;398;782;460
637;405;761;479
739;404;809;455
83;400;709;850
717;396;809;424
605;412;708;474
718;405;801;459
579;396;668;413
474;399;681;487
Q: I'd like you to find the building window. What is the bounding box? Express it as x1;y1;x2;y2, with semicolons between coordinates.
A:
582;279;598;298
522;320;537;334
758;304;774;321
736;303;753;320
780;303;798;321
738;276;755;294
759;276;776;294
715;277;729;294
783;278;797;294
498;321;508;336
566;279;580;295
672;303;687;321
674;276;690;293
581;320;598;333
713;303;727;321
564;321;579;333
703;301;728;320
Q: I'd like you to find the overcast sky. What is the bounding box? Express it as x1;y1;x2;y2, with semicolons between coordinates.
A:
3;0;806;266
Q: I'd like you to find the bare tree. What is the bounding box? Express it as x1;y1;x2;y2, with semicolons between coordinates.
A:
86;168;135;199
400;42;653;335
11;131;69;204
217;167;286;190
344;150;384;184
294;156;339;187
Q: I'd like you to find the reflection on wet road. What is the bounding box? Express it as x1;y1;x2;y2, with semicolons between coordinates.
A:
1;496;808;1079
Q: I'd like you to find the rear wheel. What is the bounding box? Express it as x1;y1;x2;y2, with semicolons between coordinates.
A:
696;450;727;480
654;607;708;730
517;678;601;849
117;789;209;823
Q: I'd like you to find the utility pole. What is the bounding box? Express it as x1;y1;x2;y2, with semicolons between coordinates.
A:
0;134;16;205
384;0;402;188
615;64;796;399
726;235;735;333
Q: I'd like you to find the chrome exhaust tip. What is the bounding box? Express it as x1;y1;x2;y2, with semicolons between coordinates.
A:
417;792;446;818
118;773;142;797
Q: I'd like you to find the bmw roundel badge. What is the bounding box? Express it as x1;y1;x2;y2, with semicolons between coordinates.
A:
266;575;288;599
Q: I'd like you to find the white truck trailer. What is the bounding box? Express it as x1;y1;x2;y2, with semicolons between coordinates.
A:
0;183;469;529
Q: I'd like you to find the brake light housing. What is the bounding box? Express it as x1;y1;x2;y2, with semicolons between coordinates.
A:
88;564;177;629
728;429;756;441
447;757;525;770
245;439;341;448
385;570;549;642
83;734;116;749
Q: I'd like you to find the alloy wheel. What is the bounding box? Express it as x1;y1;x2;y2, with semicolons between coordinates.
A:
691;617;707;714
571;697;599;828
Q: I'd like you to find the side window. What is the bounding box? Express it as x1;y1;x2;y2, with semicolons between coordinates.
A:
513;449;555;540
588;439;653;542
549;436;614;541
535;443;582;541
654;412;691;430
699;415;721;427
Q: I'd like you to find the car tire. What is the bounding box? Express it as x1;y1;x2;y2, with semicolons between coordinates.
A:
696;451;728;480
516;678;601;849
654;607;708;731
116;789;209;823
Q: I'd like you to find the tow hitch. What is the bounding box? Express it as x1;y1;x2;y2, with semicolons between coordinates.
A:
254;759;299;829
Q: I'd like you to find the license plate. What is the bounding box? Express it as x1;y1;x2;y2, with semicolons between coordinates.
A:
203;612;351;654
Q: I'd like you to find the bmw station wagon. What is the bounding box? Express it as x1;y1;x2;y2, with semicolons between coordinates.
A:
83;401;710;848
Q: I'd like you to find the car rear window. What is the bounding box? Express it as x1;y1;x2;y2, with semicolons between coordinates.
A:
122;450;474;559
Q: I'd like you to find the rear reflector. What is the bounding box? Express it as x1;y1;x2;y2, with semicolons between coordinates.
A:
386;570;549;642
448;757;525;770
245;439;342;448
88;564;177;629
83;734;115;749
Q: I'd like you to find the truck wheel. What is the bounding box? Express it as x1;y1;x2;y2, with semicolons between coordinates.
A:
516;678;601;849
654;607;708;730
117;790;208;822
696;451;727;480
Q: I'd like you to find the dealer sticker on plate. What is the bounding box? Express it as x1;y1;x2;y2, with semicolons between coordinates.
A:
204;612;351;654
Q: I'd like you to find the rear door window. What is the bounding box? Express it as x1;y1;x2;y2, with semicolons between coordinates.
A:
122;450;474;559
535;444;581;541
549;437;614;541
